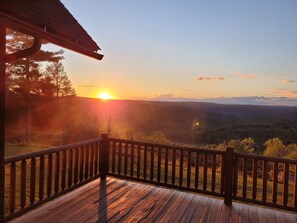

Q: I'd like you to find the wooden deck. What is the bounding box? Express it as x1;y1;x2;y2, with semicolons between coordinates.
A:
11;177;297;223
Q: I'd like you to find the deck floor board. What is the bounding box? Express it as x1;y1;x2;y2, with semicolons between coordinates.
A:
10;177;297;223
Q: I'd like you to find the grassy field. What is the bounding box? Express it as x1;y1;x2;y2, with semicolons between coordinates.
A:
5;143;52;157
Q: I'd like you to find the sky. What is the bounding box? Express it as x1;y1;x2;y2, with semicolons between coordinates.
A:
50;0;297;105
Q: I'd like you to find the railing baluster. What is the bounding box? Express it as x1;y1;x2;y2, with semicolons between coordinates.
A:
39;155;44;200
262;160;267;202
54;152;60;194
283;163;289;206
94;142;99;175
212;154;216;193
30;157;36;204
172;149;176;185
143;145;147;180
85;145;89;180
187;151;191;188
137;145;141;178
79;146;84;182
47;154;53;197
294;164;297;207
68;149;73;187
124;143;128;176
203;153;207;191
252;159;257;200
195;152;199;190
112;142;116;174
157;147;161;183
272;162;278;204
150;146;154;181
164;148;168;184
220;155;224;194
90;144;94;177
20;160;27;208
10;162;16;213
179;150;184;187
118;142;122;175
74;148;78;184
61;150;66;190
242;158;247;198
130;143;134;177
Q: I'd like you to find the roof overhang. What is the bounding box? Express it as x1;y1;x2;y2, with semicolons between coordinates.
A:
0;0;103;60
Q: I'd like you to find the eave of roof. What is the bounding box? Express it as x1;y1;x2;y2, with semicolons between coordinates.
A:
0;0;103;60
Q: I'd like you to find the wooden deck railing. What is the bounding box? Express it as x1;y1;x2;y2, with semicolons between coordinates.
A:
105;137;297;212
233;152;297;212
4;138;101;221
107;137;226;199
4;135;297;221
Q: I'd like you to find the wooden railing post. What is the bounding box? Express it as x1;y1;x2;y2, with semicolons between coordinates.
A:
99;134;109;180
0;25;6;223
224;147;234;206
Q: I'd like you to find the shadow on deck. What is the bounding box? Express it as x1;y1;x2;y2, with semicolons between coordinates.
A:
10;177;297;223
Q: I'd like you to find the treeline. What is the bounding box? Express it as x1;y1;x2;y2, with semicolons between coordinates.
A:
203;137;297;158
6;98;297;152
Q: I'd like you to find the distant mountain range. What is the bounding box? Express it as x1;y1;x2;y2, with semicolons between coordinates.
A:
149;96;297;107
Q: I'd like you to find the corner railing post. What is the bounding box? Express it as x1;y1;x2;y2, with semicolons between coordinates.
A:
99;134;109;180
224;147;234;206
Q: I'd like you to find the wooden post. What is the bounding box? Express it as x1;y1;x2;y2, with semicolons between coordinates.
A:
99;134;109;180
224;147;234;206
0;25;6;223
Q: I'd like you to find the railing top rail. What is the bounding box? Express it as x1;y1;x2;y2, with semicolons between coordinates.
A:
5;138;100;164
108;137;225;154
235;151;297;165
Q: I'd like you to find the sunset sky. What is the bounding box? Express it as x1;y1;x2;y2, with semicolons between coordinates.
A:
52;0;297;105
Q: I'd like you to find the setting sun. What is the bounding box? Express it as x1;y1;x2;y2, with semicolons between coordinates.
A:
97;92;113;100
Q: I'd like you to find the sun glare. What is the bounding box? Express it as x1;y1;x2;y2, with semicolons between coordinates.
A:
97;92;113;100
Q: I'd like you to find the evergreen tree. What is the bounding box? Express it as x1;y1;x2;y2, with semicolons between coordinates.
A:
6;29;64;97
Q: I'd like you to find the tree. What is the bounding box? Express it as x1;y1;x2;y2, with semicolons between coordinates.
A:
263;138;287;157
216;138;255;153
6;29;64;97
285;144;297;159
43;62;76;97
5;29;72;143
229;138;255;153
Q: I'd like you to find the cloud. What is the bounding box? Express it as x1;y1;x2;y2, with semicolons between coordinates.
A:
278;80;297;84
196;75;224;81
78;84;101;89
152;93;175;99
270;88;297;98
235;73;257;79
